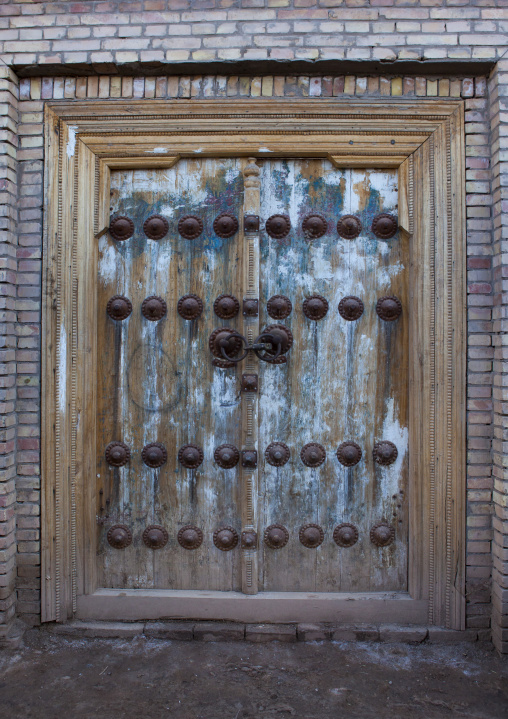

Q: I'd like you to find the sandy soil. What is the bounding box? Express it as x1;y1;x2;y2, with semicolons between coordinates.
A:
0;629;507;719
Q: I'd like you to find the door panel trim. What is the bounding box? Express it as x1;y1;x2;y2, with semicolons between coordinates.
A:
42;99;465;628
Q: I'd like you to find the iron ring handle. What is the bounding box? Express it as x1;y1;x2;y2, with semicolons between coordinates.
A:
253;332;282;362
219;331;249;363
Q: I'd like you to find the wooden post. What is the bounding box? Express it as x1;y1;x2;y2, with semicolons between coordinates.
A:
241;158;260;594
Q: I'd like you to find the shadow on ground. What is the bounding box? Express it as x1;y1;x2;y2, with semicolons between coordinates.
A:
0;629;507;719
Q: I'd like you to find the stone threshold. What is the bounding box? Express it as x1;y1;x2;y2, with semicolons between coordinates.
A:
44;621;490;644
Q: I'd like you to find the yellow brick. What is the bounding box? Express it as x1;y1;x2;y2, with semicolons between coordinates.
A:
110;77;121;98
121;77;133;97
380;77;390;96
450;79;462;98
30;78;41;100
262;76;273;97
251;77;262;97
274;76;285;97
226;76;238;96
427;79;438;97
439;78;450;97
391;77;402;96
344;76;355;95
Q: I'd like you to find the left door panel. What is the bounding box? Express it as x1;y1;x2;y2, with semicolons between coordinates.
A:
96;159;244;591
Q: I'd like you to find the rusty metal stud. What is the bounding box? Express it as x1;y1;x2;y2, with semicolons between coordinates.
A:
178;214;203;240
177;525;203;550
178;443;204;469
241;374;258;393
105;441;130;467
214;443;240;469
264;524;289;550
214;294;240;319
143;525;169;550
265;442;290;467
373;440;398;466
299;523;324;549
372;213;398;239
302;213;327;240
107;295;132;321
241;530;257;549
267;295;292;320
213;212;239;238
109;216;134;241
213;358;235;369
303;295;328;321
107;524;132;549
143;214;169;240
177;293;203;320
266;214;291;239
337;441;362;467
263;324;294;355
376;295;402;322
242;450;257;469
370;522;395;547
244;215;260;232
337;215;362;239
243;298;259;317
300;442;326;468
333;523;359;548
209;327;243;360
142;442;167;468
142;295;167;321
338;296;364;321
213;526;239;551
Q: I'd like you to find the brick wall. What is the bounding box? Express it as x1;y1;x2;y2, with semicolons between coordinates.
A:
0;0;506;652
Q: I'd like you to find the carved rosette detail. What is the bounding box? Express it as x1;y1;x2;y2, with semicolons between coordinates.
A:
372;213;398;239
267;295;292;320
177;525;203;550
300;442;326;468
264;524;289;550
109;215;134;241
143;214;169;240
107;524;132;549
337;215;362;239
214;444;240;469
107;295;132;321
141;442;167;468
266;214;291;239
214;294;240;319
213;212;239;238
333;523;359;548
265;442;290;467
142;525;169;549
177;294;203;320
373;441;398;466
178;215;203;240
376;296;402;322
337;441;362;467
105;441;130;467
303;295;329;321
299;523;324;549
370;523;395;547
213;526;239;551
338;296;364;321
141;296;167;321
178;443;204;469
302;213;327;240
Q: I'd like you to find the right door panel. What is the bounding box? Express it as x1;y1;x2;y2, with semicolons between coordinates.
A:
258;160;409;593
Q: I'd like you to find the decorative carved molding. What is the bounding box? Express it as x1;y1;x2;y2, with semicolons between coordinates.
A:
41;99;465;629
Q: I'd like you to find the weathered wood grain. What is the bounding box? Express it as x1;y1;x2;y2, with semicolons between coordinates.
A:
257;161;408;593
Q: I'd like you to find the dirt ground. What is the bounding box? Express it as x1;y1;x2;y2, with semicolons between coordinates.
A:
0;629;507;719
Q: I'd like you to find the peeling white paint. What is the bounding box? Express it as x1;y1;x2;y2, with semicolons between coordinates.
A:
145;147;169;154
258;147;273;152
66;125;78;158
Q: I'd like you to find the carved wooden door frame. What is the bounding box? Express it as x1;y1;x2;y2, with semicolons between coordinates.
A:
42;99;466;628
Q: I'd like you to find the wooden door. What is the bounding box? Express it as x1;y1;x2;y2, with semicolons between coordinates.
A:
97;157;408;595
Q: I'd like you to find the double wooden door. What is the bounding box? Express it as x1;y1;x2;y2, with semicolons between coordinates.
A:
97;156;408;596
